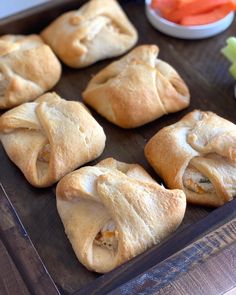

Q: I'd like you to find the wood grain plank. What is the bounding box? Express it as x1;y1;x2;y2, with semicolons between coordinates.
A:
159;242;236;295
0;185;59;295
0;239;29;295
110;219;236;295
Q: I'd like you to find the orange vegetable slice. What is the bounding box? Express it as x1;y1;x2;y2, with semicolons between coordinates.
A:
165;0;236;23
180;4;236;26
151;0;179;16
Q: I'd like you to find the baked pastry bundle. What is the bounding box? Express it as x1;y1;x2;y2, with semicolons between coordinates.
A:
0;92;106;187
41;0;138;68
83;45;190;128
0;34;61;109
56;158;186;273
145;110;236;207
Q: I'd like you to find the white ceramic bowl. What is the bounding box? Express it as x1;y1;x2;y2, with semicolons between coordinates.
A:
145;0;235;39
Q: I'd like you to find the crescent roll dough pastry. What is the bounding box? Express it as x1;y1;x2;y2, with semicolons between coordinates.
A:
41;0;138;68
83;45;190;128
0;34;61;109
0;92;106;187
56;158;186;273
145;110;236;207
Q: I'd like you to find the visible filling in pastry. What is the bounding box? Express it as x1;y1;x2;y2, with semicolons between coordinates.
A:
38;143;51;162
106;21;121;34
81;17;123;44
183;166;215;194
94;220;118;251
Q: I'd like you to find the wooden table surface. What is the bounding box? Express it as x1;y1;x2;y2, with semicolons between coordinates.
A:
1;184;236;295
0;1;236;294
0;185;59;295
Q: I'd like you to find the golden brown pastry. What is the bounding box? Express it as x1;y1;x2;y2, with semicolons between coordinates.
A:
145;110;236;207
83;45;190;128
0;92;106;187
0;34;61;109
56;158;186;273
41;0;138;68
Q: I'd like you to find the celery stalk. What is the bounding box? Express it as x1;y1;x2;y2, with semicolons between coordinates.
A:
226;37;236;48
229;63;236;80
221;46;236;64
221;37;236;80
221;37;236;64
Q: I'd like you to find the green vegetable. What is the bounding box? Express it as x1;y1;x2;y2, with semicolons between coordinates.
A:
221;37;236;79
222;45;236;64
229;62;236;79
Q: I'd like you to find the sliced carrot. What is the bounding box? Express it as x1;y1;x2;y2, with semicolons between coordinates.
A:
164;0;236;23
150;0;179;15
180;4;236;25
151;0;192;9
178;0;196;7
150;0;159;9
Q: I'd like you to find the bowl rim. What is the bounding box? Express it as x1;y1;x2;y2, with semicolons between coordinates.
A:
145;0;235;30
